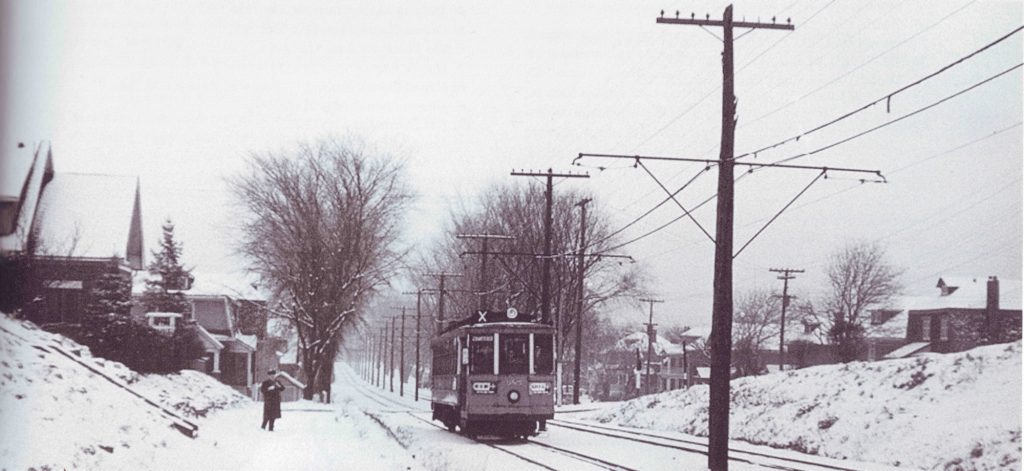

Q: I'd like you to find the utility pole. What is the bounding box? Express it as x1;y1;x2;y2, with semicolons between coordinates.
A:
770;268;803;372
657;8;793;471
391;308;411;397
389;316;396;393
510;169;589;324
456;234;513;311
639;298;664;395
511;168;588;406
377;325;386;388
572;198;591;405
403;290;429;402
426;272;462;328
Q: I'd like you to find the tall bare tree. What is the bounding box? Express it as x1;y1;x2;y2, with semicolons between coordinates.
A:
822;241;903;362
416;182;644;380
731;289;781;377
230;138;410;400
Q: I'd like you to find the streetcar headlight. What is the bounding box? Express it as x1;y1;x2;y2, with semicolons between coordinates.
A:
472;382;497;394
529;382;551;395
508;390;521;403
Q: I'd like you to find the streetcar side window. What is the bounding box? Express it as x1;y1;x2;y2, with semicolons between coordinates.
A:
500;334;530;375
469;334;495;374
533;334;553;375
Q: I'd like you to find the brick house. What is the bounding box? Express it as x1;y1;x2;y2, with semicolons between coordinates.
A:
1;142;144;324
901;276;1022;355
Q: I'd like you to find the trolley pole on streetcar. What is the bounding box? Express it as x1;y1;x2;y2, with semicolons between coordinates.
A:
457;234;513;311
640;298;664;395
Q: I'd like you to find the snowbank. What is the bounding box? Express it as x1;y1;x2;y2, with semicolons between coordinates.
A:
588;341;1022;470
0;314;247;470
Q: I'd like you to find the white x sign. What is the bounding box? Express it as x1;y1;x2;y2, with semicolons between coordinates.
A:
477;310;488;322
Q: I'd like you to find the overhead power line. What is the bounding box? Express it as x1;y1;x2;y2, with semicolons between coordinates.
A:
736;24;1024;161
742;0;981;131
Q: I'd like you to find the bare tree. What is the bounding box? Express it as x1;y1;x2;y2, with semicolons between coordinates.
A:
821;241;903;362
230;138;410;400
415;182;644;379
732;289;781;377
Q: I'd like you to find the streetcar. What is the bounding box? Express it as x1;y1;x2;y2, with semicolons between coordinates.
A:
430;308;555;439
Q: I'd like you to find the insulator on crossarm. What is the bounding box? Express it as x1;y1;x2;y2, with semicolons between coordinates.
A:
675;10;679;18
660;10;664;18
787;17;791;24
706;13;710;20
772;16;776;23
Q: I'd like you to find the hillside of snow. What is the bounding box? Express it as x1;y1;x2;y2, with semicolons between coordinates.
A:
588;341;1022;470
0;314;247;470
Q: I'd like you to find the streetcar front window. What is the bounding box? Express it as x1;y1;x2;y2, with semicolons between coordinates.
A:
469;334;494;374
533;334;553;375
500;334;529;375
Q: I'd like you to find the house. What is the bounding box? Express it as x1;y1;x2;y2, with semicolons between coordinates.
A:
131;272;270;394
590;330;684;400
1;142;144;324
659;325;711;389
901;276;1022;355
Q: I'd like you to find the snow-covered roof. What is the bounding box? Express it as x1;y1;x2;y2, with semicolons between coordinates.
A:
145;312;183;318
194;325;225;351
0;142;52;253
185;272;268;301
867;276;1022;339
612;331;684;355
237;334;258;351
883;341;931;359
275;371;306;389
31;172;143;269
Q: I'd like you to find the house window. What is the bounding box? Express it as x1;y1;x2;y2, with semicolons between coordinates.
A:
939;317;949;341
153;316;171;326
921;316;931;341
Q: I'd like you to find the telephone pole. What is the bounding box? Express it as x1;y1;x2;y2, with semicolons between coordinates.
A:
457;234;513;311
425;272;462;328
639;298;664;396
393;308;411;397
510;169;589;324
770;268;803;372
657;8;793;470
377;325;386;388
389;316;396;393
573;198;591;405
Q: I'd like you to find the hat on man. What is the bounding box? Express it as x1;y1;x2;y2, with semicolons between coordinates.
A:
267;369;277;375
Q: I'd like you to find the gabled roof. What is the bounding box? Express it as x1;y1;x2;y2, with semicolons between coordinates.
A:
0;142;53;253
276;371;305;389
185;272;268;301
613;331;684;356
867;276;1022;340
31;172;144;269
191;295;233;335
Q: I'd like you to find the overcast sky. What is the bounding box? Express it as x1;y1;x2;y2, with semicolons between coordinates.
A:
3;0;1021;329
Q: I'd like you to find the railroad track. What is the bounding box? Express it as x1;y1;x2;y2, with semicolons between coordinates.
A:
345;370;634;471
345;369;898;471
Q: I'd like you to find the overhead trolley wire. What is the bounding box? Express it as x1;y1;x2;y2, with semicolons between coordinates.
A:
742;0;981;131
735;24;1024;161
765;62;1023;166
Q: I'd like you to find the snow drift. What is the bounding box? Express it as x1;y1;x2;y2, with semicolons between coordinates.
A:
0;313;247;470
589;341;1022;470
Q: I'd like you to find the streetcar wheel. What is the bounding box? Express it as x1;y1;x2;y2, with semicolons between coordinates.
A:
446;422;456;432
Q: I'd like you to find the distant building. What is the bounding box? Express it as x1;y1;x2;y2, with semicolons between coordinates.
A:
131;272;273;395
900;276;1022;356
1;142;144;325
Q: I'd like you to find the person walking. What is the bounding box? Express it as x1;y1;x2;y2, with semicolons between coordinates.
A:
260;369;284;431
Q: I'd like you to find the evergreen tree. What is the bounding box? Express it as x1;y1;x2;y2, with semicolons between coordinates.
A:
83;259;132;320
141;219;192;314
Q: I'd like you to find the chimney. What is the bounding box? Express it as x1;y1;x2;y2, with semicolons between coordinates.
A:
986;276;999;312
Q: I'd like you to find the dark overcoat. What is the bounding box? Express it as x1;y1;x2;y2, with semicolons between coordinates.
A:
261;379;284;420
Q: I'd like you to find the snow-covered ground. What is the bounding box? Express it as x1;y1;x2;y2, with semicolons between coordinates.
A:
4;311;1020;470
586;341;1023;470
0;314;419;470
